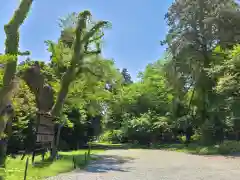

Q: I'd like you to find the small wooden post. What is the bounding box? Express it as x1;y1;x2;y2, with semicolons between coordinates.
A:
84;152;87;164
72;156;76;169
41;149;45;161
87;147;91;158
24;157;29;180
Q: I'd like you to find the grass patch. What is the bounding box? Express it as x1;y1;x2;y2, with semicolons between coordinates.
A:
90;141;240;156
154;141;240;155
89;142;126;149
90;141;156;149
90;142;123;147
91;141;220;155
4;149;103;180
154;143;219;155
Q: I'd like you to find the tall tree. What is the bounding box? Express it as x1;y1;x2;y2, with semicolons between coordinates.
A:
163;0;239;142
21;11;110;159
210;45;240;140
121;68;133;85
0;0;33;174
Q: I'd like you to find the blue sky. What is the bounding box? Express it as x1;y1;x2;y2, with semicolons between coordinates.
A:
1;0;173;80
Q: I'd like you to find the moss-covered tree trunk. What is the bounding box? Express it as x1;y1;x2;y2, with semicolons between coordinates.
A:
50;11;107;159
22;11;108;160
0;1;33;178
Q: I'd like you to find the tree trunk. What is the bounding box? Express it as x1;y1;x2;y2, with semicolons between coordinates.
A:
0;139;7;169
236;131;240;141
48;12;106;160
0;140;7;180
50;79;71;159
51;120;66;160
0;1;33;178
51;77;71;117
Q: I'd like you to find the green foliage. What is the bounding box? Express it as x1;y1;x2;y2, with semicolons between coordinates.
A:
102;1;240;149
190;133;201;142
121;68;133;85
218;141;240;154
48;10;111;118
177;135;186;144
99;130;124;143
4;3;240;178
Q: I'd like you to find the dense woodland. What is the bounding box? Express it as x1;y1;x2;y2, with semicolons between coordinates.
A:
2;0;240;177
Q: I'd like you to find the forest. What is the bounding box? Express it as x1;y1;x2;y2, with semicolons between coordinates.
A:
2;0;240;179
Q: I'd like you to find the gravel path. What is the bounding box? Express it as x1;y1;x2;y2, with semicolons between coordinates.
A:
47;149;240;180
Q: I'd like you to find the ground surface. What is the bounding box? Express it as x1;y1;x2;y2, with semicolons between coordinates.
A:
47;149;240;180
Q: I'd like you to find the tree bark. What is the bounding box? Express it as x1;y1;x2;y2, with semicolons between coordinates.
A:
0;1;33;177
0;139;7;180
51;119;66;160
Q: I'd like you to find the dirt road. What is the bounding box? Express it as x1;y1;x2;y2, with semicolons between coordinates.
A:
47;149;240;180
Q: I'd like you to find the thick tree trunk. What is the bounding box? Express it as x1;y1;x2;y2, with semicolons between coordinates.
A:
0;1;33;178
0;140;7;180
50;77;72;159
51;121;66;160
25;12;106;161
51;76;71;117
49;14;88;158
236;131;240;141
0;140;7;168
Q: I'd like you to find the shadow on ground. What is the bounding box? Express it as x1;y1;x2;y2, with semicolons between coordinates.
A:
34;152;91;169
85;154;135;173
223;152;240;159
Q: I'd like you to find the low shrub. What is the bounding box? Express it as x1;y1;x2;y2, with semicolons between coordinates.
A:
197;147;210;155
99;130;112;142
111;130;124;143
99;130;124;143
191;133;201;142
177;135;186;144
218;140;240;154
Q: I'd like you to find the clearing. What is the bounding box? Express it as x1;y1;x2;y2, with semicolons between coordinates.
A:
47;149;240;180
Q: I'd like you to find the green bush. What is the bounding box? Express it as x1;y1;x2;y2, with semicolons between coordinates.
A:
197;147;209;155
111;130;124;143
177;135;186;144
99;130;112;142
191;133;201;142
99;130;124;143
218;140;240;154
